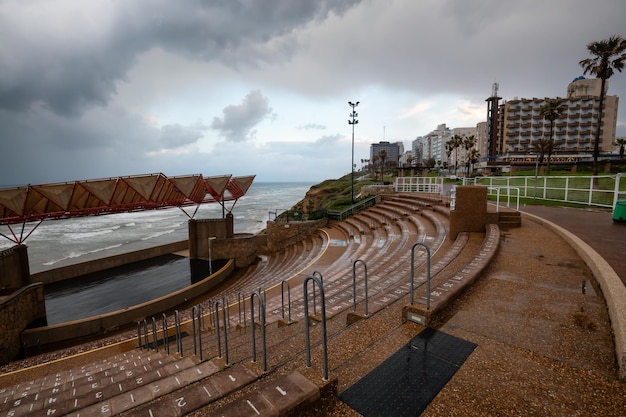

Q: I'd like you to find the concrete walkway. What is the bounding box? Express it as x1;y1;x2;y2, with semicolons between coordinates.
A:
520;205;626;285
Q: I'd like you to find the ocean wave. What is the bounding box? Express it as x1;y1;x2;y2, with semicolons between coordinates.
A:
141;229;175;240
42;243;123;265
64;229;115;240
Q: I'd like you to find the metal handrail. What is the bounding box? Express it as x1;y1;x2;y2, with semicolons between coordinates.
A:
137;321;142;350
215;299;229;365
250;290;267;372
352;259;369;316
281;280;292;323
162;313;169;354
410;243;431;308
311;271;323;316
174;310;183;356
238;291;247;328
151;317;158;351
326;196;377;221
143;319;149;349
303;274;329;381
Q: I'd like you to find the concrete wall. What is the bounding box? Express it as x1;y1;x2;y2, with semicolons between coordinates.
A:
0;245;30;289
0;283;46;365
265;219;327;253
20;260;235;349
205;234;266;268
449;186;498;239
30;241;189;285
188;216;234;259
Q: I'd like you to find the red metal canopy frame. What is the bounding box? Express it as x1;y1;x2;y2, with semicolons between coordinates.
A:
0;173;255;244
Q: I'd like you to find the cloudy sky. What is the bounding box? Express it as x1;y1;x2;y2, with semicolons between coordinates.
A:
1;0;625;186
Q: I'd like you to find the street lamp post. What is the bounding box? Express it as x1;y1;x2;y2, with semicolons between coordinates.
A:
348;101;359;204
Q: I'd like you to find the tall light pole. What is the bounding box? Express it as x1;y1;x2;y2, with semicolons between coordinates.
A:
348;101;359;204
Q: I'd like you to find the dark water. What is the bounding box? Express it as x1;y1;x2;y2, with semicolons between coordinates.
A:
43;255;221;325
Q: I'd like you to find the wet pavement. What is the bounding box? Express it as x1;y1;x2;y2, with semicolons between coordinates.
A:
520;205;626;285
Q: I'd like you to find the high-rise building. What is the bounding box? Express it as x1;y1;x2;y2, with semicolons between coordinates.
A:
370;141;401;166
411;136;425;165
500;77;619;156
422;124;452;164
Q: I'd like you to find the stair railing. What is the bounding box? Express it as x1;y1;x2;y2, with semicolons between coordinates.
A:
281;280;292;323
410;242;431;308
215;299;229;365
352;259;369;316
250;289;268;372
303;273;329;381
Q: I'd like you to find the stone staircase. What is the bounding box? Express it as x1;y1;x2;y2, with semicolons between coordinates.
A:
0;193;503;416
497;209;522;230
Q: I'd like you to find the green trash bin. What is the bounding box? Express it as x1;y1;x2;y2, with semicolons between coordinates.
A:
613;200;626;223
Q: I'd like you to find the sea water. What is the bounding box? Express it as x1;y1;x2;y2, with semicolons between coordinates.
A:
0;182;313;273
0;182;314;324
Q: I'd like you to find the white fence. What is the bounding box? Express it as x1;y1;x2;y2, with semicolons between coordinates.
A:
394;177;444;194
466;173;625;209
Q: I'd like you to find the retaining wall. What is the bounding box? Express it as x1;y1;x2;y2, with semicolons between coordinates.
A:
266;219;327;252
21;260;235;349
30;241;189;285
0;245;30;289
0;284;46;365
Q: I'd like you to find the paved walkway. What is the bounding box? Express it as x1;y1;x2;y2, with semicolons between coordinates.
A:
520;205;626;285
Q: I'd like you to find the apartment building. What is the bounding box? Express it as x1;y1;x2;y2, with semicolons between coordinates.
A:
411;136;425;165
500;77;619;156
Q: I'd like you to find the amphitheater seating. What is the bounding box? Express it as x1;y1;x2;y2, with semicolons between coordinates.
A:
0;193;501;416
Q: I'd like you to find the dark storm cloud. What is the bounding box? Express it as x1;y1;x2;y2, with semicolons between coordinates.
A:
0;0;361;117
211;90;273;142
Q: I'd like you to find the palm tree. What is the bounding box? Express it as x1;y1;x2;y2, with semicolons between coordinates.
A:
539;98;565;174
445;142;454;173
371;155;379;178
462;135;477;175
579;35;626;176
378;150;387;183
530;137;552;173
468;148;481;176
451;134;464;174
614;138;626;160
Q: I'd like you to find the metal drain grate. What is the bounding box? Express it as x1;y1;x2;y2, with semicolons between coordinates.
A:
339;328;477;417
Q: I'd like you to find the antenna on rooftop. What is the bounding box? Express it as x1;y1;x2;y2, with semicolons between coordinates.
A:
492;82;499;97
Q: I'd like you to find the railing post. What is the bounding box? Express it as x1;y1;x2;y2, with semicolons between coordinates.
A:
238;291;247;328
137;321;142;349
614;173;624;210
352;259;369;316
250;290;267;372
310;271;323;316
152;317;158;351
410;243;431;308
303;274;329;381
215;299;229;365
162;313;169;355
281;280;292;323
143;319;149;349
174;310;183;356
192;306;198;355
